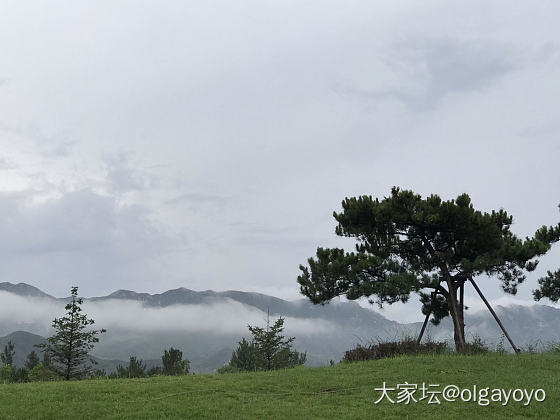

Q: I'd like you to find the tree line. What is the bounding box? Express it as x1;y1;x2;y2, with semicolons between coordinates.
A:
1;287;307;383
0;287;191;383
0;341;191;383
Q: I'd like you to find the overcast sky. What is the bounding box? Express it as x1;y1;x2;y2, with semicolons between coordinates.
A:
0;1;558;321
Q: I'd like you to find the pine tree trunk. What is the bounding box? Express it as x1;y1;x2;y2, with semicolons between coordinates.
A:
459;283;465;342
446;282;467;353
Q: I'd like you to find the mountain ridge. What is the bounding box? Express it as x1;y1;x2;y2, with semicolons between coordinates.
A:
2;282;560;372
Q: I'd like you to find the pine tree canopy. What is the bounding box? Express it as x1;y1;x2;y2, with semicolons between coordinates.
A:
37;286;106;380
298;187;560;351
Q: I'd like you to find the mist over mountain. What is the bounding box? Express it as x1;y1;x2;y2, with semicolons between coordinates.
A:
1;282;559;372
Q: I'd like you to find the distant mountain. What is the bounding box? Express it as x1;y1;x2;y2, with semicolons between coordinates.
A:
1;282;559;372
86;287;401;371
0;282;395;328
90;287;394;329
0;282;55;299
0;282;402;371
0;331;46;367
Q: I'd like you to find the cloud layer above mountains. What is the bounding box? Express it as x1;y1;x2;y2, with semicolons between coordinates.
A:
0;291;334;338
0;1;558;318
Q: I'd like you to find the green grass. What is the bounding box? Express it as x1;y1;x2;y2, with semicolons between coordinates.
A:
1;353;559;419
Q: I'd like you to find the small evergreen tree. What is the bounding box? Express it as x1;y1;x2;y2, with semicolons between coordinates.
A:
25;351;40;370
1;341;15;366
116;356;146;378
229;338;258;371
37;286;106;380
161;348;189;375
227;313;306;372
249;315;306;371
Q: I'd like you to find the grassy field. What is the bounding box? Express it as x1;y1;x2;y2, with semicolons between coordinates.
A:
1;353;558;419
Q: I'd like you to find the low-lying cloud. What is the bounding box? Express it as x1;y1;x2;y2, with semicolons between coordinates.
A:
0;291;335;338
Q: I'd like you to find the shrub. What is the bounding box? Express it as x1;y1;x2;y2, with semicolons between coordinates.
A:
465;336;489;355
89;369;107;379
217;364;240;374
343;339;448;362
147;366;163;376
547;342;560;354
11;367;29;383
28;363;59;382
0;365;14;383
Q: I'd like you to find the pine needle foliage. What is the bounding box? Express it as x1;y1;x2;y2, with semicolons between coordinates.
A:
37;286;106;380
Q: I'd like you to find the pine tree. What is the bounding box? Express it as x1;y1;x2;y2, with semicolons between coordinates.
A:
227;312;306;372
37;286;106;380
116;356;146;378
161;348;189;375
248;314;306;371
0;341;15;366
298;187;560;352
25;351;40;370
229;338;258;371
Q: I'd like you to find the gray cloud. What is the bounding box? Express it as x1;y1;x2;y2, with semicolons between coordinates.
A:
520;122;560;139
0;157;18;170
166;193;234;217
25;124;78;159
341;38;520;110
0;189;182;296
103;152;158;194
0;1;558;318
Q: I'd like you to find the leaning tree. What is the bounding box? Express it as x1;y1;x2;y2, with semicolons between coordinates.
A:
298;187;560;352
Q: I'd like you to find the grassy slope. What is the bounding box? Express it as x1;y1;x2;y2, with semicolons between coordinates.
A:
1;354;559;419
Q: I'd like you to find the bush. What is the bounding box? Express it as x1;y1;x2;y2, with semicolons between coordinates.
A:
217;364;240;374
465;336;489;355
28;363;59;382
11;367;29;383
343;339;448;362
89;369;107;379
147;366;163;376
0;364;14;383
0;365;31;383
547;342;560;354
